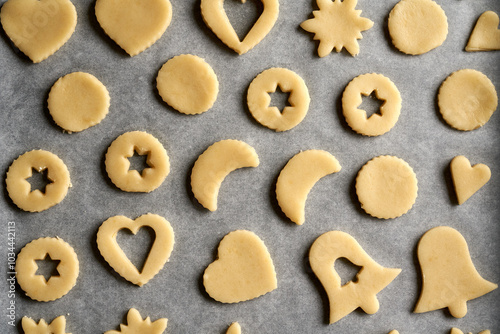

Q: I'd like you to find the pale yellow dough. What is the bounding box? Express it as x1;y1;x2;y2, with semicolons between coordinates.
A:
438;69;498;131
451;329;491;334
22;316;70;334
156;54;219;115
247;68;310;132
48;72;110;133
342;73;401;136
450;156;491;205
6;150;71;212
388;331;399;334
309;231;401;324
300;0;373;57
388;0;448;55
226;322;241;334
414;226;498;318
105;308;167;334
200;0;279;55
191;139;259;211
97;214;175;286
16;237;79;302
0;0;76;63
95;0;172;56
203;230;277;303
105;131;170;192
466;11;500;52
276;150;341;225
356;156;417;219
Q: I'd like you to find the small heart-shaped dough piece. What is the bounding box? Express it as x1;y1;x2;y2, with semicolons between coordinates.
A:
97;214;175;286
201;0;279;55
466;11;500;52
203;230;277;303
95;0;172;56
0;0;77;63
450;156;491;205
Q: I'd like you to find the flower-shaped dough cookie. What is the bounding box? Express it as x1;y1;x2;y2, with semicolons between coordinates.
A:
105;308;167;334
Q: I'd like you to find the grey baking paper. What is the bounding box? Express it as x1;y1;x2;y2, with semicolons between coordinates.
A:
0;0;499;333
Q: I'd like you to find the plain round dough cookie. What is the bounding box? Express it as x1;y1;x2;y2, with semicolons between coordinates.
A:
6;150;71;212
356;155;418;219
247;68;310;132
105;131;170;192
438;69;498;131
48;72;110;133
388;0;448;55
342;73;401;136
156;54;219;115
16;237;79;302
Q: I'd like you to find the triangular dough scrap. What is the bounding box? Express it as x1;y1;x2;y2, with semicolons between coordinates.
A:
466;11;500;52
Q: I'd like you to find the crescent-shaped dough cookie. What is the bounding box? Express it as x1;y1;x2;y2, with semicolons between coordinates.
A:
191;139;259;211
276;150;341;225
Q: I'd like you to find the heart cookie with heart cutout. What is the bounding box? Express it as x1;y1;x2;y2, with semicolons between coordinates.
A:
201;0;279;55
0;0;77;63
95;0;172;56
450;156;491;205
466;11;500;52
203;230;277;303
96;213;175;286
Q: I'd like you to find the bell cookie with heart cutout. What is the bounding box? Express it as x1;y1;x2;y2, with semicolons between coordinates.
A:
96;214;175;286
466;11;500;52
450;156;491;205
203;230;277;303
95;0;172;56
0;0;77;63
201;0;279;55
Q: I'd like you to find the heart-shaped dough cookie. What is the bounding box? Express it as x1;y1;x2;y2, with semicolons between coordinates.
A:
201;0;279;55
466;11;500;52
203;230;277;303
0;0;77;63
96;214;174;286
450;156;491;205
95;0;172;56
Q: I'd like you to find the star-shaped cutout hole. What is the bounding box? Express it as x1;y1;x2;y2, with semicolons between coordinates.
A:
26;168;52;193
128;150;151;175
359;91;386;118
35;254;61;282
268;85;292;114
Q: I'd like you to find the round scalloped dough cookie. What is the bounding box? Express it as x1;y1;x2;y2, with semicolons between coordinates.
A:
356;155;418;219
438;69;498;131
156;54;219;115
388;0;448;55
48;72;110;133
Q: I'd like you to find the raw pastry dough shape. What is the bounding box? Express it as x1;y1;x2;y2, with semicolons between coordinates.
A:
48;72;110;133
355;155;418;219
95;0;172;56
16;237;79;302
414;226;498;318
105;131;170;192
466;11;500;52
388;0;448;55
309;231;401;324
97;214;174;286
450;156;491;205
156;54;219;115
226;322;241;334
200;0;279;55
300;0;373;57
203;230;277;303
276;150;341;225
105;308;168;334
342;73;402;136
438;69;498;131
247;67;310;132
0;0;77;63
6;150;71;212
450;329;491;334
388;331;399;334
22;316;70;334
191;139;259;211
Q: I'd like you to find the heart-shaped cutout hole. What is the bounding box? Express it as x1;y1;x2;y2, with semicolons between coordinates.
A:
224;0;263;41
116;226;155;272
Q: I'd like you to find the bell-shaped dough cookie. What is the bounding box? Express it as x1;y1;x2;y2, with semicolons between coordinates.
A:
309;231;401;324
203;230;277;303
414;226;498;318
450;156;491;205
22;316;70;334
104;308;168;334
466;11;500;52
